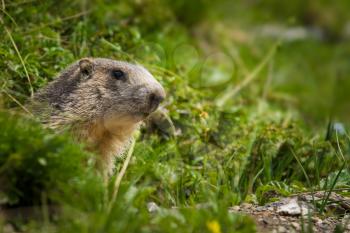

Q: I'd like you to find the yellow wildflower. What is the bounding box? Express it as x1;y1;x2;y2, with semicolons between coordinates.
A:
206;220;221;233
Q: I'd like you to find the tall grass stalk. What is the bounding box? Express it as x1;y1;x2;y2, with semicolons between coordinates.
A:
107;138;136;214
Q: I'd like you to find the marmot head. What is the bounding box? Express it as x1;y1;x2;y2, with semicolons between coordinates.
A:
35;57;165;131
78;58;165;128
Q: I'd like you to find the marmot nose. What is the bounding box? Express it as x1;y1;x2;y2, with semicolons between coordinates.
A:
149;90;165;113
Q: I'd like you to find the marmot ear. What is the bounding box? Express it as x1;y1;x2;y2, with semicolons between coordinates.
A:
79;58;94;77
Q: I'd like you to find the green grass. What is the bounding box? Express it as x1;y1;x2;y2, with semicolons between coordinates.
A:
1;0;350;232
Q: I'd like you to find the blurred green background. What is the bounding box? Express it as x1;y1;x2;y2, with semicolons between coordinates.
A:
1;1;350;232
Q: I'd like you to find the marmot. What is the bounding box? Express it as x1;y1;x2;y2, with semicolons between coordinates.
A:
32;58;165;175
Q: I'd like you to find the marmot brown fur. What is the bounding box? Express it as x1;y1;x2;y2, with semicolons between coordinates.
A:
32;58;165;175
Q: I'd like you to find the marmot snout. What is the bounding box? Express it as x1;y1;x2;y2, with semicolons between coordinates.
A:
32;57;165;175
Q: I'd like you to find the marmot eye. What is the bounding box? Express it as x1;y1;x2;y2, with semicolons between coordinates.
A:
112;70;126;81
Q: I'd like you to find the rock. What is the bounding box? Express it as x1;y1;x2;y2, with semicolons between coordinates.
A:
229;206;240;212
279;217;286;222
2;224;16;233
241;203;253;209
291;222;301;231
255;206;266;212
276;198;311;216
341;215;350;230
147;202;159;213
277;225;287;233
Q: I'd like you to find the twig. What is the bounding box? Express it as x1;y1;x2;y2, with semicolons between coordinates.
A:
216;41;280;107
335;130;345;161
0;8;19;30
157;108;177;137
2;90;34;116
107;138;136;214
1;18;34;97
146;64;184;81
290;148;312;188
262;60;274;100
